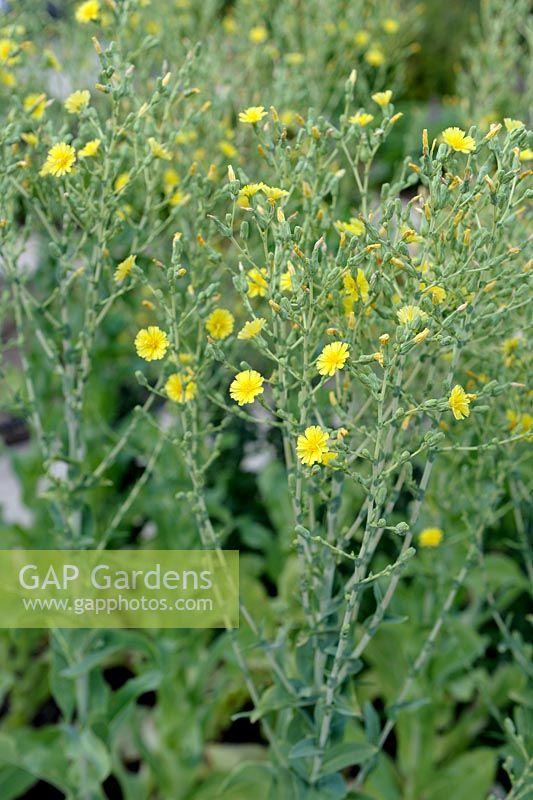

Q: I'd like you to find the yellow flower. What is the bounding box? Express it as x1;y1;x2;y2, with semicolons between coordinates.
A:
114;254;136;283
521;413;532;433
286;52;304;65
506;409;518;431
519;148;533;162
336;218;365;237
354;31;370;47
372;351;384;367
169;190;190;206
419;527;443;548
165;373;196;404
23;93;46;119
401;226;424;243
148;138;172;160
0;38;17;66
441;127;475;154
238;318;266;340
239;106;267;124
317;342;350;377
41;142;76;177
413;327;430;344
134;326;169;361
249;25;267;43
296;426;329;466
206;308;234;339
219;140;237;158
448;384;471;420
21;132;39;147
223;15;238;34
115;172;130;191
75;0;100;23
280;271;293;292
64;89;90;114
397;305;427;326
262;185;289;205
372;90;392;107
344;268;369;303
0;70;15;87
247;268;268;298
502;336;520;355
237;182;265;207
349;112;374;127
426;285;447;304
382;18;399;34
79;138;101;158
503;118;524;132
230;370;264;405
163;168;179;192
365;48;385;67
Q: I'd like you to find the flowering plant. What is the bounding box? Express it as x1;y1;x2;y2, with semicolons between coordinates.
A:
0;1;531;798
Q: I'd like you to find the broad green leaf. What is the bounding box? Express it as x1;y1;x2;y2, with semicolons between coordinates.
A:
320;742;377;776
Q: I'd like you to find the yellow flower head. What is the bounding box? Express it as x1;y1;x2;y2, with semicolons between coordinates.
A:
75;0;100;23
237;182;265;207
397;305;427;326
0;38;18;66
365;48;385;67
134;326;169;361
238;106;267;124
79;138;101;158
219;140;237;158
114;254;136;283
165;373;196;404
262;185;289;205
427;285;446;304
249;25;267;44
114;172;130;192
336;218;365;237
148;138;172;160
21;132;39;147
280;271;293;292
41;142;76;177
419;527;443;548
503;118;524;132
206;308;234;339
348;112;374;127
24;93;46;119
247;268;268;298
64;89;90;114
317;341;350;377
238;318;266;340
354;31;370;47
521;413;532;433
448;384;471;420
382;18;399;34
519;148;533;162
296;425;329;466
230;369;264;405
413;327;430;344
372;90;392;108
286;52;304;65
344;268;369;304
441;127;475;154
